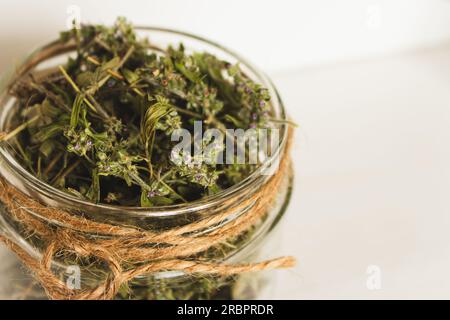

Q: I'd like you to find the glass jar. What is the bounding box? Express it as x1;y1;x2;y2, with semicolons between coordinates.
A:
0;27;292;300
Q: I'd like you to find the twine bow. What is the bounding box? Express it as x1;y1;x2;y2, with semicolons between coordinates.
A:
0;127;295;300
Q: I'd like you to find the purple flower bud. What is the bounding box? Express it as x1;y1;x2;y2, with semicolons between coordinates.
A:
259;100;266;108
251;113;258;120
107;79;116;87
250;123;257;129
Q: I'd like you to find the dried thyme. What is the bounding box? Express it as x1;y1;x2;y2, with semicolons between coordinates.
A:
4;17;277;207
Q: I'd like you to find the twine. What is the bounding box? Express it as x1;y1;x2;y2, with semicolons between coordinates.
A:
0;128;295;300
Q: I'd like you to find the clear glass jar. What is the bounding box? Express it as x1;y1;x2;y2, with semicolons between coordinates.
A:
0;27;292;300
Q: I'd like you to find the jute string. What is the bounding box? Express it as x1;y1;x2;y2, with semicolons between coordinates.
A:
0;128;295;300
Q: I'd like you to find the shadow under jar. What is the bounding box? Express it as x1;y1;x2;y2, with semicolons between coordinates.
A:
0;27;293;300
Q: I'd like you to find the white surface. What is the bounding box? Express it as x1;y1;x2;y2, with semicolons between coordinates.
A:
271;44;450;299
2;0;450;72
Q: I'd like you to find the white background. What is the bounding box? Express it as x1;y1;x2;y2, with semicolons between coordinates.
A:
1;0;450;299
1;0;450;72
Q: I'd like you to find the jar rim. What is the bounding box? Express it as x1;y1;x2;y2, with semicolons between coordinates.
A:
0;26;288;218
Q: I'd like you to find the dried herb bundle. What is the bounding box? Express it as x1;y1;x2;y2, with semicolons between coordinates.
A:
5;17;276;207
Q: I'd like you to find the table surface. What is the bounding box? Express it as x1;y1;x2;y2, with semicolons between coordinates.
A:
1;44;449;299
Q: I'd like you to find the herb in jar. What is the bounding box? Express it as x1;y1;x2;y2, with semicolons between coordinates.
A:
3;17;279;207
0;18;294;300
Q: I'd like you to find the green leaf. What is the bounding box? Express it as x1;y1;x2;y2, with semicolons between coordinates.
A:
224;114;244;128
174;62;199;83
151;196;174;206
122;68;139;84
100;56;121;73
76;71;96;87
39;140;55;158
87;169;100;202
141;191;174;207
141;95;174;151
140;190;153;207
70;93;84;129
35;117;68;142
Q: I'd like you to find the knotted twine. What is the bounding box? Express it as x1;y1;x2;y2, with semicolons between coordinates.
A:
0;127;295;300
